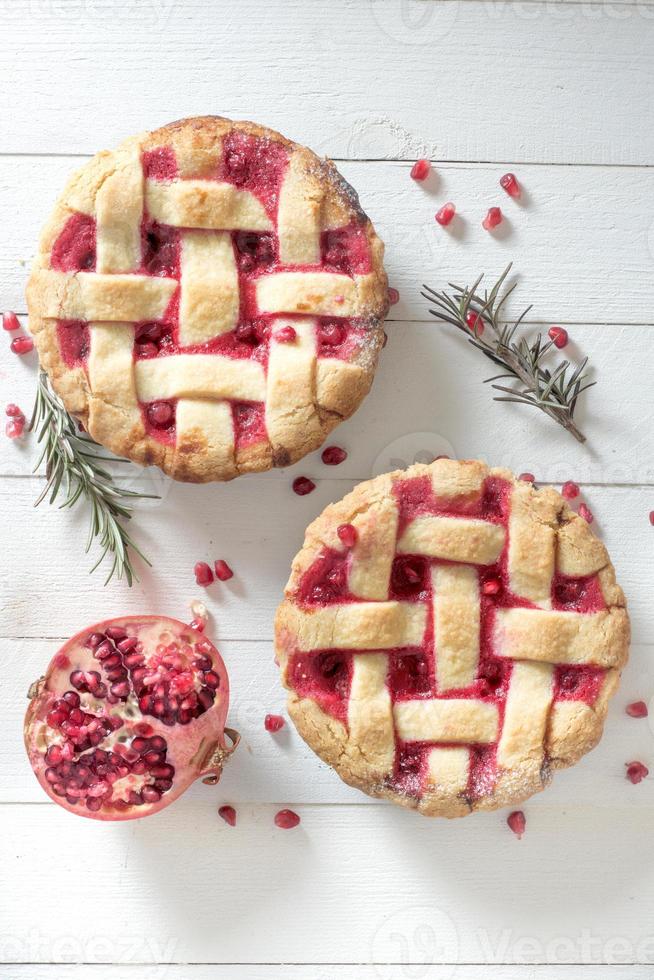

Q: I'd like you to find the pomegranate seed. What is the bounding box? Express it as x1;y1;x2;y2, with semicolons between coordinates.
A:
465;311;484;336
322;446;347;466
265;714;285;733
507;810;526;838
482;577;502;596
519;472;535;483
6;404;24;419
410;159;431;181
10;335;34;355
649;511;654;526
500;172;521;199
317;322;343;346
274;325;297;344
578;503;594;524
194;562;214;586
626;761;649;784
219;804;236;826
293;476;315;496
3;311;20;331
548;326;569;349
482;207;503;231
274;808;300;829
561;481;580;500
6;418;25;439
147;401;174;428
626;701;649;718
388;287;400;306
137;342;159;358
337;523;358;548
435;202;456;227
214;559;234;582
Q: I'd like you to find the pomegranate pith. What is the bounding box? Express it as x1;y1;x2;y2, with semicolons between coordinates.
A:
24;615;239;821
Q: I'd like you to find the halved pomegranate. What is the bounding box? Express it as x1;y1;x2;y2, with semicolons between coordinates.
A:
24;615;239;821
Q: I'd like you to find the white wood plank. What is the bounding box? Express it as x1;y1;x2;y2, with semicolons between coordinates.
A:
8;970;654;979
3;157;654;323
1;803;653;964
0;482;648;643
1;320;652;484
3;637;653;806
1;1;653;164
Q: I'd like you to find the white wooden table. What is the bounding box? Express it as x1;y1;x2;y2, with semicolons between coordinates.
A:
1;1;653;976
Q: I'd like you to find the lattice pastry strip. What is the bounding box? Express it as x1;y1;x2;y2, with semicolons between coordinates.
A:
275;459;630;818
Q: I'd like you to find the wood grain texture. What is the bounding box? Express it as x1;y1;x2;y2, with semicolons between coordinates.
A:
1;1;654;163
9;972;654;980
3;157;654;323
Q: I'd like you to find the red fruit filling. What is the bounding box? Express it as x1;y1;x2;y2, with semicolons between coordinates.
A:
500;173;521;199
435;202;456;226
264;714;285;732
626;701;649;718
482;207;503;231
322;446;347;466
142;147;178;181
10;336;34;355
218;804;237;826
293;476;316;496
410;159;431;181
2;311;20;331
141;221;180;277
51;213;97;272
24;616;235;820
507;810;526;838
548;326;569;349
214;560;234;582
274;808;300;829
56;321;90;367
626;761;649;784
194;562;214;586
274;325;297;344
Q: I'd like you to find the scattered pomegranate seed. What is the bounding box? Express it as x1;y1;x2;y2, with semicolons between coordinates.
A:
626;761;649;784
410;158;431;181
465;311;484;336
500;173;521;199
561;481;580;500
275;808;301;829
322;446;347;466
146;401;174;427
578;503;594;524
274;325;297;344
435;202;456;227
6;418;25;439
194;562;214;586
2;311;20;331
10;335;34;355
293;477;315;496
214;559;234;582
519;472;535;483
548;326;569;349
265;714;285;733
388;287;400;305
337;523;358;548
626;701;649;718
482;207;503;231
482;577;502;596
507;810;526;838
6;403;24;419
218;805;237;826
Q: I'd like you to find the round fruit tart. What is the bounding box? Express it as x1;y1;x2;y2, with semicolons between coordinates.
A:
274;458;630;817
27;116;388;482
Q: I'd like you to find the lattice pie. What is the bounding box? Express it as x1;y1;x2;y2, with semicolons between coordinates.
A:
275;459;629;817
27;117;388;481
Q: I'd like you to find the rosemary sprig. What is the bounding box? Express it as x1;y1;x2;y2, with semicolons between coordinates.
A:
29;372;157;585
421;263;594;444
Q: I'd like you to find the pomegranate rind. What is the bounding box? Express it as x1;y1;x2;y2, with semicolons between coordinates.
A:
24;615;233;821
